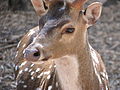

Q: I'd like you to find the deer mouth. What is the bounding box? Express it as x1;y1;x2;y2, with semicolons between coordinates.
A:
38;50;52;61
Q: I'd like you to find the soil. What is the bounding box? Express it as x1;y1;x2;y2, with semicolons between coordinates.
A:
0;0;120;90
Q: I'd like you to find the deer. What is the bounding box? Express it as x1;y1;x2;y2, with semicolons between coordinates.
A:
14;0;109;90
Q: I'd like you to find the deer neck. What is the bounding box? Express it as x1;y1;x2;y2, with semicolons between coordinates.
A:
55;30;99;90
77;43;100;90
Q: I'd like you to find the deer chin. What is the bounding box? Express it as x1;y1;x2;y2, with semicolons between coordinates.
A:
35;56;52;64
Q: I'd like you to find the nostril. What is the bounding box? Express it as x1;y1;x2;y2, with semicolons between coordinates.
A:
24;48;40;61
33;51;40;57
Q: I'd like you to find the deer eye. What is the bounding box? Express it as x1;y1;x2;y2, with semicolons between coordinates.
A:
65;28;75;33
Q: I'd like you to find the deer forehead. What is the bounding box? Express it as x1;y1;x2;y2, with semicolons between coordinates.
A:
39;19;70;33
37;2;79;35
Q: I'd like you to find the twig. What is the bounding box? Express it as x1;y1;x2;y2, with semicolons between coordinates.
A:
0;34;23;44
0;44;17;51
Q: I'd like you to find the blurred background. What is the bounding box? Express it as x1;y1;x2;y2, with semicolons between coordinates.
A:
0;0;120;90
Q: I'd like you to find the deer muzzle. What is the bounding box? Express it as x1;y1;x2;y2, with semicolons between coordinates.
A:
24;47;41;61
23;43;51;62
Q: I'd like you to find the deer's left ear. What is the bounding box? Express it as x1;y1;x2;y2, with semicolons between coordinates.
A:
84;2;102;26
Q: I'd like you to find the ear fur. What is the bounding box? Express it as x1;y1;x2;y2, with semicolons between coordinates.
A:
84;2;102;26
31;0;47;16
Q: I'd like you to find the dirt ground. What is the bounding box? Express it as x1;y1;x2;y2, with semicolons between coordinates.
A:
0;0;120;90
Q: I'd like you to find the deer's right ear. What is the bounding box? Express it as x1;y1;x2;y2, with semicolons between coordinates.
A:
84;2;102;26
31;0;48;16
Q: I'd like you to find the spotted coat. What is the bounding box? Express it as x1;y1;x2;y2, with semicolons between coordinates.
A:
15;26;109;90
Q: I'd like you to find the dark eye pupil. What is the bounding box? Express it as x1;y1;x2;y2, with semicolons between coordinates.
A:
65;28;75;33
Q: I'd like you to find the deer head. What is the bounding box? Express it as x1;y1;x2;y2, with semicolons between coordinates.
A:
24;0;102;62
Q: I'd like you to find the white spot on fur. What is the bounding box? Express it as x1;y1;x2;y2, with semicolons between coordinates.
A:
31;71;35;75
36;87;41;90
31;77;34;80
22;44;26;48
44;71;50;75
54;65;56;68
19;70;23;74
48;86;52;90
19;61;27;68
23;85;27;88
24;68;29;72
37;75;41;78
47;75;51;79
29;69;32;72
101;72;106;78
23;49;25;55
15;65;19;71
36;68;40;72
30;63;34;67
49;65;52;69
37;72;43;78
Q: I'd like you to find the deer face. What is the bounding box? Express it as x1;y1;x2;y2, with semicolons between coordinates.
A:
24;0;102;62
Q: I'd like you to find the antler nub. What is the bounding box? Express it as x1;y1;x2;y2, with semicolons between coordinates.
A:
66;0;88;9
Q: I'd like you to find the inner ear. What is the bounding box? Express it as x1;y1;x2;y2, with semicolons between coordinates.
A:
43;1;48;10
84;2;102;25
31;0;49;16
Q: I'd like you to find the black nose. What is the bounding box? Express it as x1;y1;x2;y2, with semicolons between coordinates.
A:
24;48;40;61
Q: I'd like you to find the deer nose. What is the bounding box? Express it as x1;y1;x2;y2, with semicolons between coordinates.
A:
24;48;40;61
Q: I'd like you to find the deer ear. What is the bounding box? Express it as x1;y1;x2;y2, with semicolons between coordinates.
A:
84;2;102;26
31;0;47;16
